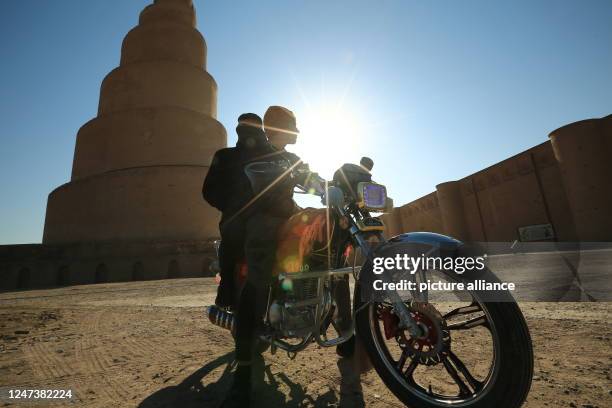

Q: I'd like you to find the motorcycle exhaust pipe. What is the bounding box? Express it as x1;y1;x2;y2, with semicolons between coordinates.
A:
205;305;235;333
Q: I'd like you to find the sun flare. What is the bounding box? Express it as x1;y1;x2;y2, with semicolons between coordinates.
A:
291;103;366;180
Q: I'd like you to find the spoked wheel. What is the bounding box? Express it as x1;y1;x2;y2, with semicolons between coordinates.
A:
356;285;533;407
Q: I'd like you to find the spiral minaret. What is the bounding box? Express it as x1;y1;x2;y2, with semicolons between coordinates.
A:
43;0;226;244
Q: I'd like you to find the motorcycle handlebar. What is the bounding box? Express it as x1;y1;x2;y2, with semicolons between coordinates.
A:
244;160;337;202
295;167;326;196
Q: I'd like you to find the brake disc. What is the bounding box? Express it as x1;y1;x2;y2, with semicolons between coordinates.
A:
397;302;451;366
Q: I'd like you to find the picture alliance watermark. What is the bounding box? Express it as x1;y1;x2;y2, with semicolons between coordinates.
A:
371;254;517;292
372;278;516;292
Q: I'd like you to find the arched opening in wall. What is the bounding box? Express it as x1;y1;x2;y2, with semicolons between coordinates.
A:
167;259;180;279
132;261;145;281
95;263;109;284
17;267;31;289
57;265;70;286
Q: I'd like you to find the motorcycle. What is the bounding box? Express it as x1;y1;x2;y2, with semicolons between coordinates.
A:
205;159;533;407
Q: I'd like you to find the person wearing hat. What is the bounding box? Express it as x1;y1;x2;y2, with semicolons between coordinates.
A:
263;105;299;149
262;105;307;216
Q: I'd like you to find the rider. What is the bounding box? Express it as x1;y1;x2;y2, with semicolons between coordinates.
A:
332;156;375;203
202;113;275;309
216;106;308;407
261;105;306;216
360;156;374;172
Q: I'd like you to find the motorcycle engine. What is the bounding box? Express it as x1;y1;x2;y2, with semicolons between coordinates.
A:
269;301;316;337
268;276;329;338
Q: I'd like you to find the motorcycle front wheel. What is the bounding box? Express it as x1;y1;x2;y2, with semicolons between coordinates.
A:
355;277;533;407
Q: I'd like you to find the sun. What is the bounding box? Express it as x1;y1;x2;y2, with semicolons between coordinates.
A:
290;102;365;180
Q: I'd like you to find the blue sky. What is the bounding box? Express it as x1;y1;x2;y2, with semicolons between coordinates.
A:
1;0;611;244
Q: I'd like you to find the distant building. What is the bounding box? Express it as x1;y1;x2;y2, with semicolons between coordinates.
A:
381;114;612;243
1;0;224;290
44;0;225;244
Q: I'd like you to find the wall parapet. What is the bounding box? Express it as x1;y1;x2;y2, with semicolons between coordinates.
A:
382;115;611;242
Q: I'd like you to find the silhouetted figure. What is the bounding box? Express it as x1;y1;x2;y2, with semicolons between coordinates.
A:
360;156;374;172
202;113;274;308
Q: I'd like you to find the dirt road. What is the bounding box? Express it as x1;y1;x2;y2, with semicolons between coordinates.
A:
0;278;610;407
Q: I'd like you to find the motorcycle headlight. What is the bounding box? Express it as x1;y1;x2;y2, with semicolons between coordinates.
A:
357;182;387;211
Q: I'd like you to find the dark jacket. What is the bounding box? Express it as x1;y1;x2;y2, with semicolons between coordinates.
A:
265;149;304;218
333;163;372;196
202;125;302;224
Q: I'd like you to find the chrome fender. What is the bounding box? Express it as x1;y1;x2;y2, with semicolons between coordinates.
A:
386;231;463;251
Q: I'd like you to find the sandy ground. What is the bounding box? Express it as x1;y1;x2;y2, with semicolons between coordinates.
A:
0;278;610;407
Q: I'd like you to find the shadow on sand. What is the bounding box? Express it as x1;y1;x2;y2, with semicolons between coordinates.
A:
138;352;365;407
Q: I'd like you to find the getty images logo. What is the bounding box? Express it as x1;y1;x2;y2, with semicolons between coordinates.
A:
372;254;487;275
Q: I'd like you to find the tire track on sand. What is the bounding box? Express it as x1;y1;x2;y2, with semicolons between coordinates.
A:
75;309;133;402
23;340;73;380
